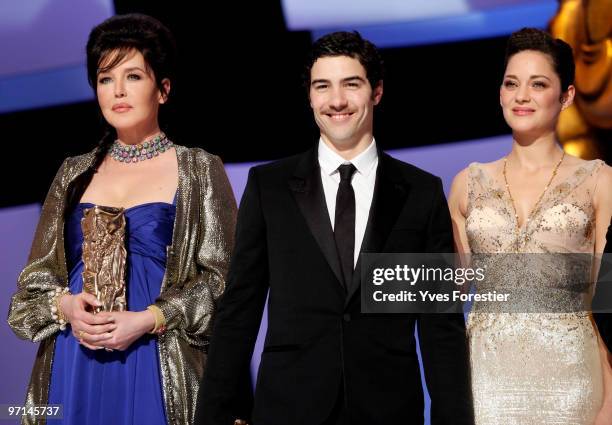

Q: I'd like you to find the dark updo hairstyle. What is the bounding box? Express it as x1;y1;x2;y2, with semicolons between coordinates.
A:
504;27;575;92
303;31;384;96
66;14;177;215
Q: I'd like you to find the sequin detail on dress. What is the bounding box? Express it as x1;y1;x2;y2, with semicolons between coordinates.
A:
465;159;605;424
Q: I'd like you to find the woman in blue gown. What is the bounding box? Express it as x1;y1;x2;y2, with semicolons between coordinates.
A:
8;14;237;425
47;201;176;424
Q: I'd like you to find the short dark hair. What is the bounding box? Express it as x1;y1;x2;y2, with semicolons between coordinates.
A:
86;13;177;100
504;27;575;91
303;31;384;93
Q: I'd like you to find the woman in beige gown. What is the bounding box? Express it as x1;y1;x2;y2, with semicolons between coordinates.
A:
449;28;612;424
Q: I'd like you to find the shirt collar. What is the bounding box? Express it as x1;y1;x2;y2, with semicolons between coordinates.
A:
318;138;378;178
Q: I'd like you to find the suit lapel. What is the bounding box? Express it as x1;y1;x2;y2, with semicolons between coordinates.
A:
289;148;345;289
345;152;410;306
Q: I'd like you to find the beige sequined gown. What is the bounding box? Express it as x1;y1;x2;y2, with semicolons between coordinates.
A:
465;159;605;425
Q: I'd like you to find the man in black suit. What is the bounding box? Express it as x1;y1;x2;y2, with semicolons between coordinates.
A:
196;31;473;425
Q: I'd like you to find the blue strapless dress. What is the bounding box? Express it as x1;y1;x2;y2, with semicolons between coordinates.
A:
47;201;176;425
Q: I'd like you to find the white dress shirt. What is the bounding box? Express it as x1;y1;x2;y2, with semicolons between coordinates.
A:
318;138;378;267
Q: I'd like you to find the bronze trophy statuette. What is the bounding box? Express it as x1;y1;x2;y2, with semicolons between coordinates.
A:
81;205;128;313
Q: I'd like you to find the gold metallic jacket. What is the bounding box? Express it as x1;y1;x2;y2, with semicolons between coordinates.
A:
7;145;237;425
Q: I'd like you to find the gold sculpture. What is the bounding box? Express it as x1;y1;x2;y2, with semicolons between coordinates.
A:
81;206;127;313
550;0;612;159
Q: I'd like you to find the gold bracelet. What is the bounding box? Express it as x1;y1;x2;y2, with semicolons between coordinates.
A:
146;305;167;335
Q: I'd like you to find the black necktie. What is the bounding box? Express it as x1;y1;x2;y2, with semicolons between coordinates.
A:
334;164;357;290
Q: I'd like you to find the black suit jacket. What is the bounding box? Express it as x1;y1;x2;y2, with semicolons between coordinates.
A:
196;148;474;425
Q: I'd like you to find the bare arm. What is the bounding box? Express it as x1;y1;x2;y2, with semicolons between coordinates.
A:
448;167;471;260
